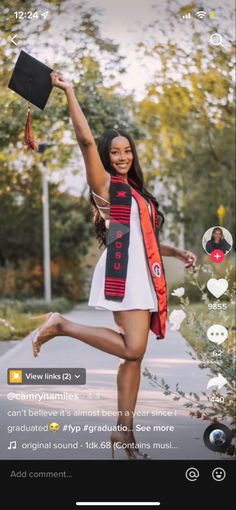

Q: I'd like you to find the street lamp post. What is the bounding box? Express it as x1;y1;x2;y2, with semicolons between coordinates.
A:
38;143;52;303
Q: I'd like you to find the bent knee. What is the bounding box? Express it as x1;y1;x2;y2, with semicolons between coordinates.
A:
124;348;146;362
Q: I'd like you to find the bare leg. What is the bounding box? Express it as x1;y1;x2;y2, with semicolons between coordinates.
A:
33;310;149;361
111;311;151;459
34;309;152;458
113;310;149;433
116;359;142;434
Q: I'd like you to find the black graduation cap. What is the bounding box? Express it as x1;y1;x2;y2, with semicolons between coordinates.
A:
8;50;53;150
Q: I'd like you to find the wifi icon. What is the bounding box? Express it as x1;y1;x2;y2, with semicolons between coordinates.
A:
196;10;207;18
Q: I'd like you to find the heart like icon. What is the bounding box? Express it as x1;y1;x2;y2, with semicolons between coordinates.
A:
207;278;228;298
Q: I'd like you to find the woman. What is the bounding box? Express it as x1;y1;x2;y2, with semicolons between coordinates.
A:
31;71;196;459
206;227;231;254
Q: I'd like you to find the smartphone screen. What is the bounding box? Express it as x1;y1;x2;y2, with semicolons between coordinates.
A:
0;1;235;508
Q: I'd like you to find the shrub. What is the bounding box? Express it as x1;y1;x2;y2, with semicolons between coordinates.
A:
0;297;73;340
144;262;236;456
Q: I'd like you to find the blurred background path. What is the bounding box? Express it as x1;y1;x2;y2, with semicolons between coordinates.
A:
0;304;223;460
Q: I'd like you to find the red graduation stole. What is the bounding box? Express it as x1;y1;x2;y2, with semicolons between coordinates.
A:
132;187;167;339
104;176;167;339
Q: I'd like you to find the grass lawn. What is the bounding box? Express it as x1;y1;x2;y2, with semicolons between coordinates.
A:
0;312;39;340
1;300;235;346
0;298;73;340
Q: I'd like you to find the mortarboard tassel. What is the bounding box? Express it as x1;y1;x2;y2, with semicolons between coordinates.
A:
24;103;38;151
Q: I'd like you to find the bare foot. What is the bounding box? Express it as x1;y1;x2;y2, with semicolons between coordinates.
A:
111;430;151;460
127;431;151;459
32;312;63;357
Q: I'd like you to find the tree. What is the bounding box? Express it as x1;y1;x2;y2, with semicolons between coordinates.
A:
135;2;235;253
144;262;236;456
0;0;141;298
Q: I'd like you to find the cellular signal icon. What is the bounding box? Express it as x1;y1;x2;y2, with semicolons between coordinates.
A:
182;13;192;19
196;11;207;18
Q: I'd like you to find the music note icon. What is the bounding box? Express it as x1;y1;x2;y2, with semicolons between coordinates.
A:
8;441;16;450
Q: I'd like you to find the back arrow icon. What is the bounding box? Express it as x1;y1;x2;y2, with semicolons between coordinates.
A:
10;35;18;46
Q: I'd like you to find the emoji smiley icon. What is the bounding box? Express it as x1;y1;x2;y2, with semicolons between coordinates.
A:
212;467;226;482
49;422;60;432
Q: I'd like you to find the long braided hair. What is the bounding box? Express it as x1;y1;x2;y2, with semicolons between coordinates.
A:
90;128;164;247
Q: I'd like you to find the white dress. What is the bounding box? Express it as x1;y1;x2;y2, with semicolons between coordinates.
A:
88;195;158;312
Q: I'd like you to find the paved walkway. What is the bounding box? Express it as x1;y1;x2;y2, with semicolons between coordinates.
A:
0;305;226;460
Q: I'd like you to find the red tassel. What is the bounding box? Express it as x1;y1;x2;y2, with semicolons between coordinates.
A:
24;104;37;151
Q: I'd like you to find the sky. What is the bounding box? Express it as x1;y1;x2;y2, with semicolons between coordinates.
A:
85;0;234;99
86;0;161;98
10;0;234;101
49;0;234;194
5;0;234;194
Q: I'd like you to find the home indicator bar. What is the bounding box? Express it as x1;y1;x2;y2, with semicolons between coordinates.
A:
75;503;161;507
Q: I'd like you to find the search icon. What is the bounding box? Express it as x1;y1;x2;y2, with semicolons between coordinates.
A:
210;33;225;47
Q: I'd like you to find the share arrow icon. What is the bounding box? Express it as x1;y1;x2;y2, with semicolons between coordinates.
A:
207;373;228;390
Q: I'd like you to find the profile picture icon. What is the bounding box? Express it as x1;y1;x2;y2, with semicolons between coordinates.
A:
203;423;232;453
202;226;233;256
209;429;226;446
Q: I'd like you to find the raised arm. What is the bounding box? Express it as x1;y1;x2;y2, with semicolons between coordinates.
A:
51;71;110;195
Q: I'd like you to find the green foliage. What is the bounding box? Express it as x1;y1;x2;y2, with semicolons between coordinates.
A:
0;296;72;340
136;6;235;252
144;263;236;455
168;257;236;303
0;163;95;299
0;296;72;315
0;0;141;300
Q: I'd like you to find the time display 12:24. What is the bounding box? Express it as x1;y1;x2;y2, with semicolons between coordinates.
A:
14;11;49;20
